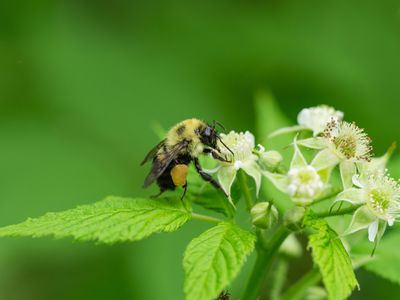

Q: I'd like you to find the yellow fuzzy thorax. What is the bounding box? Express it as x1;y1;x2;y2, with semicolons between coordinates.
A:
165;118;206;156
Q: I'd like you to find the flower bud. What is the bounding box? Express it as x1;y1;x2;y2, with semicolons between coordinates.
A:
250;202;278;229
260;150;283;171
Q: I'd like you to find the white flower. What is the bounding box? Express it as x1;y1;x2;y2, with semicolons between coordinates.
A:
297;105;344;136
336;171;400;242
297;120;373;189
269;105;343;137
213;131;261;205
287;166;324;200
263;138;329;206
323;120;372;161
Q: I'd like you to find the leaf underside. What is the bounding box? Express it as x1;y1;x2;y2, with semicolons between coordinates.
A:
304;211;359;300
0;196;191;244
183;222;255;300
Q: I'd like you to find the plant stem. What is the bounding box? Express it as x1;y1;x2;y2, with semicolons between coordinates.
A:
191;212;222;223
242;226;290;300
270;258;289;300
315;204;361;218
280;268;321;300
311;189;341;205
239;170;254;211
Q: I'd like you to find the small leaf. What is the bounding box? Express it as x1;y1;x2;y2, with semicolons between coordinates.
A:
217;166;237;206
336;188;365;205
0;196;191;244
297;137;327;150
241;161;262;196
346;206;376;236
262;171;288;194
303;211;358;300
290;138;308;169
183;222;255;300
311;149;340;171
269;125;307;138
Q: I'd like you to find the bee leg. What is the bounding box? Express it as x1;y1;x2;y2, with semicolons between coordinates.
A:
211;150;232;163
193;158;228;197
180;183;188;201
203;149;232;163
150;189;165;198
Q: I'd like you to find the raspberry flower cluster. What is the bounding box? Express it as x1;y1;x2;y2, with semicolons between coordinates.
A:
212;105;398;243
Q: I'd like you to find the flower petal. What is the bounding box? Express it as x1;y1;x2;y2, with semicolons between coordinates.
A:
290;138;308;169
311;149;340;171
352;174;364;188
217;166;237;206
336;188;366;205
368;220;379;242
241;161;262;197
262;171;289;194
340;160;356;189
203;166;221;174
297;137;327;150
268;125;307;138
345;206;376;235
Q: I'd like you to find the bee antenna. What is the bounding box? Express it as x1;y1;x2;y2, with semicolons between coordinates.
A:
217;135;234;156
212;120;226;131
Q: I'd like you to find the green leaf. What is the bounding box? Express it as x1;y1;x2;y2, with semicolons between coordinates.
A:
188;188;235;218
255;91;294;212
183;222;255;300
187;165;236;217
0;196;191;244
303;211;358;300
255;90;293;152
352;231;400;285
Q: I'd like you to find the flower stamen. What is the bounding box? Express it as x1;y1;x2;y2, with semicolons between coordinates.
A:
323;120;373;161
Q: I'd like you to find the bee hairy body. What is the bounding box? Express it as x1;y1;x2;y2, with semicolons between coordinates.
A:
165;118;205;157
141;118;232;198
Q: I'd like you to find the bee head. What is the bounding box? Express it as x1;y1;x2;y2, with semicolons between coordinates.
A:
199;121;234;156
199;125;218;149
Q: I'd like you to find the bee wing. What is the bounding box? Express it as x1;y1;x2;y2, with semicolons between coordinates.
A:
140;139;166;166
143;140;189;188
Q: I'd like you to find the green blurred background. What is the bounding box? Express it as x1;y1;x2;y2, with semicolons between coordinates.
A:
2;0;400;299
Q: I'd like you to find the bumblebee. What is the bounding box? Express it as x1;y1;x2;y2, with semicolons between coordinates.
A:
141;118;233;198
